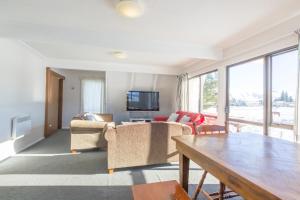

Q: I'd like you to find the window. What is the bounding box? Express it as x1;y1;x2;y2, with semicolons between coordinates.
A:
188;71;218;115
81;79;105;113
226;47;299;141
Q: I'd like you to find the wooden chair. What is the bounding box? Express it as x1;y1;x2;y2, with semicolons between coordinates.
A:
196;124;226;135
192;124;239;200
132;180;190;200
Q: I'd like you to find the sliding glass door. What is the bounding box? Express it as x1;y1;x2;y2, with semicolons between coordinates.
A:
269;49;298;141
226;47;299;141
227;58;265;134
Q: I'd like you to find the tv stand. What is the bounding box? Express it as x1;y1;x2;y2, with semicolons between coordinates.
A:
129;117;152;122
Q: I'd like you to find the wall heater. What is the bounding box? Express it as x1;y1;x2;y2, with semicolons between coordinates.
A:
11;115;32;139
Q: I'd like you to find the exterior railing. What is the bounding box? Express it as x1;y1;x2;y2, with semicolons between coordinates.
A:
228;118;294;132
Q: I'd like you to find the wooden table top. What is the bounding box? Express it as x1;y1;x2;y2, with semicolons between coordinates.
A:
172;133;300;200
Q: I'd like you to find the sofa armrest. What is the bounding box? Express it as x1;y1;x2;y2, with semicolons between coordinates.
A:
184;122;197;134
103;122;116;135
70;120;108;130
182;124;193;135
104;126;117;141
95;113;113;122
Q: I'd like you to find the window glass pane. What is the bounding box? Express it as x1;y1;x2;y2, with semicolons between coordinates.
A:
188;77;200;112
268;127;295;142
229;123;263;134
81;79;105;113
229;59;264;123
200;71;218;114
271;50;298;125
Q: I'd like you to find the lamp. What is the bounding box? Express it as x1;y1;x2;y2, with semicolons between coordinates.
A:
116;0;144;18
112;51;128;59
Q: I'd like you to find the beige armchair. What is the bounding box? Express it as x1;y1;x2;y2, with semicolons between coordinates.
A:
104;122;192;174
70;114;113;152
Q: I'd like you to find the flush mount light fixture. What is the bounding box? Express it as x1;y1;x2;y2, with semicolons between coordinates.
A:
112;51;128;59
116;0;144;18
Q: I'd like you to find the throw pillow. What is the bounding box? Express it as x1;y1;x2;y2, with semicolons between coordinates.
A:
167;113;179;122
179;115;191;123
83;113;97;121
94;114;105;122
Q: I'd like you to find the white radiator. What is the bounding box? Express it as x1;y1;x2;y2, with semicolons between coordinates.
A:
11;115;32;139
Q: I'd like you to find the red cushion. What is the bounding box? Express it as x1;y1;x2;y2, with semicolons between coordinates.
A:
153;115;169;121
154;111;205;134
176;111;205;134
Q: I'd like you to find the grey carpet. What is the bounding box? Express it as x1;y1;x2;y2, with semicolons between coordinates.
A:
0;130;242;200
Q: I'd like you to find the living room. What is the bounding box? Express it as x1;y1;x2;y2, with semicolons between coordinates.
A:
1;0;300;200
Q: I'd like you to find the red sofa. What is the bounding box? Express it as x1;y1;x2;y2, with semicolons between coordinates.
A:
153;111;205;134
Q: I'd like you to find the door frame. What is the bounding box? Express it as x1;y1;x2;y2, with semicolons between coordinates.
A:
44;67;65;137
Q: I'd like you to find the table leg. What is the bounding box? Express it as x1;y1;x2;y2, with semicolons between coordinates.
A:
219;182;225;200
179;153;190;192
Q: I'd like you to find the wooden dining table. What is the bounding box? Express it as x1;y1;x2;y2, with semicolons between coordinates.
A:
172;133;300;200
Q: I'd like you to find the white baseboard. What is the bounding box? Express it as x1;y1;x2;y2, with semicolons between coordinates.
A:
0;135;44;162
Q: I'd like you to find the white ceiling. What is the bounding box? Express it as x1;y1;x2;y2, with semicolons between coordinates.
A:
0;0;300;73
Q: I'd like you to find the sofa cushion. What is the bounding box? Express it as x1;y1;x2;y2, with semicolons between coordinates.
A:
179;115;190;123
167;113;179;122
176;111;196;122
153;115;169;121
83;113;97;121
175;112;185;122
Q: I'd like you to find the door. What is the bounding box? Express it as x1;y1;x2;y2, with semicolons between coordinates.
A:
44;68;65;137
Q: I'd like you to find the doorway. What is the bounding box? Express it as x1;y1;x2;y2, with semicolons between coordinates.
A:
44;68;65;137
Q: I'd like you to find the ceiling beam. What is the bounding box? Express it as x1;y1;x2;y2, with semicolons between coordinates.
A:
45;58;182;75
0;21;223;60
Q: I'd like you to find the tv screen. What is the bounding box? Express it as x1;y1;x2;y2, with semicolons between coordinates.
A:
127;91;159;111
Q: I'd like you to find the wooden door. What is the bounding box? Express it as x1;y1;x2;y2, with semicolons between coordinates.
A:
44;68;65;137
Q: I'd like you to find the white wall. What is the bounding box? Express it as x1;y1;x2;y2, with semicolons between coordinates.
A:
106;71;177;124
52;69;106;128
0;38;46;161
51;70;177;126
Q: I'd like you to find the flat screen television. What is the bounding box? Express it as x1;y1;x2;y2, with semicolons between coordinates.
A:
127;91;159;111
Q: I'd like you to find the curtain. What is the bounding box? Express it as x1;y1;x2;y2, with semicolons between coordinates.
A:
176;73;189;111
295;30;300;142
81;79;105;113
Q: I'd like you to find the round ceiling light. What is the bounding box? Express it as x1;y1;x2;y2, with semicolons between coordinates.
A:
112;51;128;59
116;0;144;18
